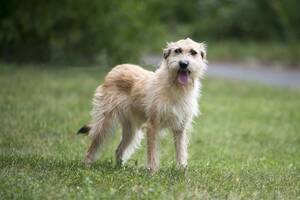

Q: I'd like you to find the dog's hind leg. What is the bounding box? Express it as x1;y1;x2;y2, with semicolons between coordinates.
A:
115;120;144;166
115;119;135;166
84;112;115;165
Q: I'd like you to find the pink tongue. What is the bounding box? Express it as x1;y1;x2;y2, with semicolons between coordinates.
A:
178;71;188;85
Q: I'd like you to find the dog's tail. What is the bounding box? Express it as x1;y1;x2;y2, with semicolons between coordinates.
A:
77;124;91;135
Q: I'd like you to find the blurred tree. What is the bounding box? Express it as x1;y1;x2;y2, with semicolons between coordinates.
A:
192;0;294;41
0;0;164;65
0;0;299;65
272;0;300;41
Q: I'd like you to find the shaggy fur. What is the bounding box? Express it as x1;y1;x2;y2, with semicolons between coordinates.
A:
79;38;207;171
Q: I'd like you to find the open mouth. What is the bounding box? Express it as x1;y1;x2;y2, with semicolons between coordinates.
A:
177;69;191;85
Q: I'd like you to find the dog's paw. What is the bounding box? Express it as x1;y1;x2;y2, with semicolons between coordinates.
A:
115;158;124;168
147;165;159;174
176;163;188;171
84;156;93;167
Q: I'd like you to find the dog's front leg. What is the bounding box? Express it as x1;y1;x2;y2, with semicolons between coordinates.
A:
146;119;159;172
173;129;188;168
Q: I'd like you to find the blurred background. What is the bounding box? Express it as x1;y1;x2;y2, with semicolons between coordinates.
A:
1;2;300;198
1;0;299;68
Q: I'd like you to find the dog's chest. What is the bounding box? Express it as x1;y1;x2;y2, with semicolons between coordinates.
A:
159;99;194;130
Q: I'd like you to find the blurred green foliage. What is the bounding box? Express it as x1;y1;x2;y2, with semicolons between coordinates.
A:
0;0;165;65
0;0;299;65
153;0;300;41
194;0;285;40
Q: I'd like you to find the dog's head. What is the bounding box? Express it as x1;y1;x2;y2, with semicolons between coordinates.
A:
162;38;207;86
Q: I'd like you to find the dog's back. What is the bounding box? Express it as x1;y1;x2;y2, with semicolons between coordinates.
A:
103;64;153;92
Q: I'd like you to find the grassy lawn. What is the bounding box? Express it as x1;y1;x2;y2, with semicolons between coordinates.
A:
0;65;299;199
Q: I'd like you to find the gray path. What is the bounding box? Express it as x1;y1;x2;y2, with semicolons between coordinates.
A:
208;63;300;88
142;55;300;88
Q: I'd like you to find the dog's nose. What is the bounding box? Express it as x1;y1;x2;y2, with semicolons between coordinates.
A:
179;60;189;69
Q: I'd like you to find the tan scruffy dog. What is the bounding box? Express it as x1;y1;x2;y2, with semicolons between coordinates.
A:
78;38;207;171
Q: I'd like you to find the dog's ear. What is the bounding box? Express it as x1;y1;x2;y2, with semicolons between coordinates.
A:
163;48;171;59
163;41;174;59
199;42;207;60
200;50;206;60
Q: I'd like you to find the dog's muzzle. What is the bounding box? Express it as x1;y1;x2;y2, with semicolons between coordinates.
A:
177;60;190;85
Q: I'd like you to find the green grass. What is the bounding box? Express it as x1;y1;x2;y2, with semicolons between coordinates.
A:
0;65;299;199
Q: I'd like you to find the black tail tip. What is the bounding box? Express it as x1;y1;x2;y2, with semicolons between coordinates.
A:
77;125;91;135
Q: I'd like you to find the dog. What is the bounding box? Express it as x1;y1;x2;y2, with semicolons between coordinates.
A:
78;38;207;171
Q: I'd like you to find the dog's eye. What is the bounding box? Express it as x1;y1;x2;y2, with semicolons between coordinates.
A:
174;48;182;54
190;49;197;56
